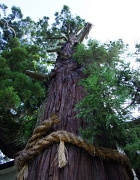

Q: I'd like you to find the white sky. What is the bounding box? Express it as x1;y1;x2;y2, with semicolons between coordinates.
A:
1;0;140;45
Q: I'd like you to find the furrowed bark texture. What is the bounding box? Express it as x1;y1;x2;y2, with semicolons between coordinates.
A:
25;57;131;180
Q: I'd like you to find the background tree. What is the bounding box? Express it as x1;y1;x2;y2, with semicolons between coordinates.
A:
0;4;49;157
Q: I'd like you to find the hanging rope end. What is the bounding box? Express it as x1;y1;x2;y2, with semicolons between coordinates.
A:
58;140;68;168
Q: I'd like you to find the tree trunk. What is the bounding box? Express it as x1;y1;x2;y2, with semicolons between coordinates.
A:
23;57;132;180
15;23;133;180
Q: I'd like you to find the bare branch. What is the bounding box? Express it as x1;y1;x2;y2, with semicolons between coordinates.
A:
75;26;83;35
0;18;16;37
46;60;56;64
76;22;93;43
66;24;71;42
47;47;60;53
25;70;47;81
61;32;68;41
127;118;140;126
47;36;67;41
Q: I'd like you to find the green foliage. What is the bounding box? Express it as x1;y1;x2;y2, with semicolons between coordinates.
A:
0;4;87;156
0;3;87;126
76;63;132;147
53;5;85;35
75;39;140;169
0;37;46;128
0;87;20;109
22;110;38;138
124;130;140;169
0;34;46;159
73;43;93;64
73;39;126;65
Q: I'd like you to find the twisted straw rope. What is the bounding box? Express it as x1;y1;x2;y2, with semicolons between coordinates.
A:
25;114;60;150
15;115;133;179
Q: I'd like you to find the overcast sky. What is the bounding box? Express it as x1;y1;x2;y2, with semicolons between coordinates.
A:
1;0;140;45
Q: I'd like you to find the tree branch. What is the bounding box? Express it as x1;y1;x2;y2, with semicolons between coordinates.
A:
46;60;56;64
76;22;93;43
47;47;60;53
25;70;47;81
47;36;67;41
66;24;71;42
0;18;16;37
127;118;140;127
75;26;83;35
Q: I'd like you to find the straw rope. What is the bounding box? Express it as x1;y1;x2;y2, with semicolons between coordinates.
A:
25;114;60;150
15;115;133;179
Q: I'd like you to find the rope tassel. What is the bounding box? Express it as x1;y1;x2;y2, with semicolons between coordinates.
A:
58;140;68;168
17;164;28;180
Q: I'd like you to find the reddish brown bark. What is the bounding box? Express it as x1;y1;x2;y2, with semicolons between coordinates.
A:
41;59;86;133
25;57;132;180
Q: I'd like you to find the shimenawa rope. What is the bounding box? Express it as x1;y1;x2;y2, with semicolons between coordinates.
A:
15;114;134;180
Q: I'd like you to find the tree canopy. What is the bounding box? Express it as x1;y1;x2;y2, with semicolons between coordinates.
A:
0;4;49;156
